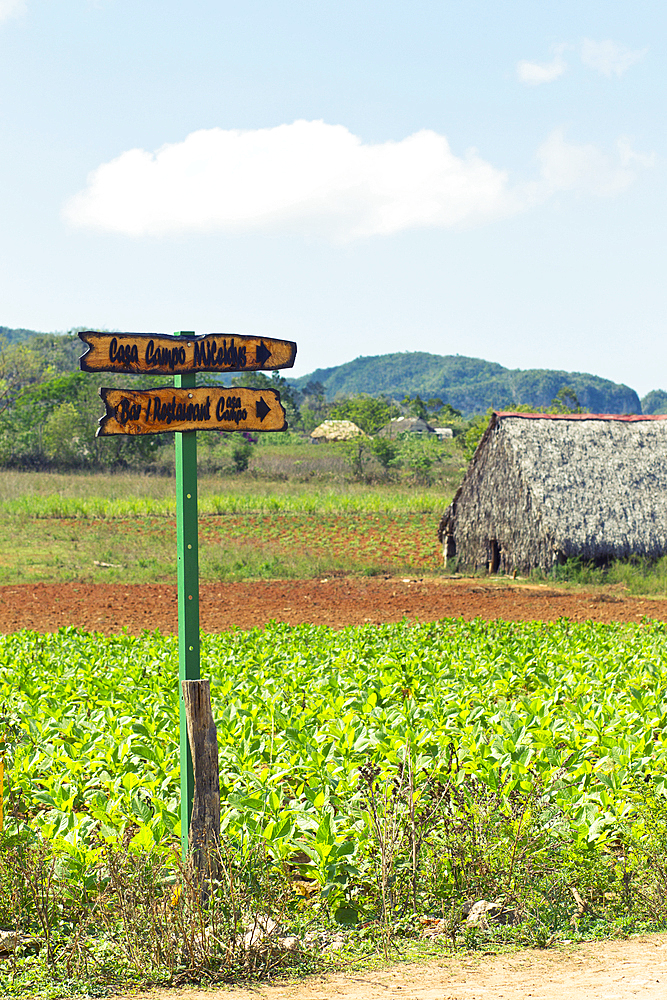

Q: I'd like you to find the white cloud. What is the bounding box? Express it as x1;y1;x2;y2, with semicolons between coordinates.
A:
63;120;520;240
517;39;646;84
517;48;567;86
0;0;26;23
63;121;654;241
580;39;647;77
536;128;654;197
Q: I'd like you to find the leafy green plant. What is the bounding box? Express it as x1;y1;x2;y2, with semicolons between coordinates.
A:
3;616;667;993
343;436;370;479
370;437;400;471
230;434;254;472
397;436;436;483
330;395;400;435
41;402;87;467
455;408;494;461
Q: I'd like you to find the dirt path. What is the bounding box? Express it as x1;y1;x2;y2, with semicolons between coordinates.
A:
1;576;666;634
109;934;667;1000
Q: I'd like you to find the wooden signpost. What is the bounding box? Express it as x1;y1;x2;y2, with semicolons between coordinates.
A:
79;331;296;375
98;386;286;435
79;330;295;859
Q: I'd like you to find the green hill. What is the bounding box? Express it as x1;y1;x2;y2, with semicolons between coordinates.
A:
290;352;641;416
1;330;647;416
641;390;667;415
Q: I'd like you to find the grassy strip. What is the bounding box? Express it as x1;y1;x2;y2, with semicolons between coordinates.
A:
0;488;444;520
549;555;667;597
0;474;447;584
0;511;441;584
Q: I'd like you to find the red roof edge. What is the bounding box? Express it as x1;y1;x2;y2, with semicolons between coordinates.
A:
494;411;666;422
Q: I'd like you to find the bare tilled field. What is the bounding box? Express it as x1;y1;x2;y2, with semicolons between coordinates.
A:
0;575;665;634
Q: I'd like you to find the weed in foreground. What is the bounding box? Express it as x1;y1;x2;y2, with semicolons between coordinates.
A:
0;836;305;995
354;748;667;950
0;776;667;998
2;773;667;996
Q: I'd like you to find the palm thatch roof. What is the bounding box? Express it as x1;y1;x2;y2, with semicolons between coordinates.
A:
310;419;366;442
378;417;434;437
438;412;667;573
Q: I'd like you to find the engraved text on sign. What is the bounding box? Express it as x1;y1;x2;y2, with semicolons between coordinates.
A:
97;386;287;435
79;331;297;375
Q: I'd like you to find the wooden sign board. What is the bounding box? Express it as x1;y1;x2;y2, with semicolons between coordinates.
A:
98;386;287;436
79;331;297;375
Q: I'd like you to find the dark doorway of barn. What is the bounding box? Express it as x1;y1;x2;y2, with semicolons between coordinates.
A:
489;540;500;574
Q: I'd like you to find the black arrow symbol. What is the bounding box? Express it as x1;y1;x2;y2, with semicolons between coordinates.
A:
255;341;272;367
256;396;271;422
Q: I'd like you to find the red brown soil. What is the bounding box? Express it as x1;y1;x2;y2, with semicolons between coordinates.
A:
1;576;666;634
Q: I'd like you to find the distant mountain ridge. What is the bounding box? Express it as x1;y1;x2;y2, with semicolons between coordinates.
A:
0;329;652;416
290;351;642;416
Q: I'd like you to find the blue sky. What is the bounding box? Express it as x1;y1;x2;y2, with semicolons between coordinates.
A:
0;1;664;394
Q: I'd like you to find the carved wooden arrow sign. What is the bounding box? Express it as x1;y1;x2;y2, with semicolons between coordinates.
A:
79;331;297;375
97;386;287;435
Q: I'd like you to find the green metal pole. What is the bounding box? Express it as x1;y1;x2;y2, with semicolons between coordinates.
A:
175;365;200;860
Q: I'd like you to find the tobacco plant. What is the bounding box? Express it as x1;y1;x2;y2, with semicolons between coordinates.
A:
2;618;667;939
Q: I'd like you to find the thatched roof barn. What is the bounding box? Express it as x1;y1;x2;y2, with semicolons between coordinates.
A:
438;412;667;573
311;419;366;442
378;417;435;438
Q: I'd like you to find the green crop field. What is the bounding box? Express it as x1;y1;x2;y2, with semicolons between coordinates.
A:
4;619;667;952
5;618;665;854
3;619;667;993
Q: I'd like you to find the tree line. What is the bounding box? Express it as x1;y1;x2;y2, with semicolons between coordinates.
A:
0;332;586;473
0;333;469;472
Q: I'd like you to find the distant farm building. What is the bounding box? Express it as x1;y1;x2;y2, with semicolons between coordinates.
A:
433;426;454;440
378;417;435;438
310;419;366;442
438;412;667;573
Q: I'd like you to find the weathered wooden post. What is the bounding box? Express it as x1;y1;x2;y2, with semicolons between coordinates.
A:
181;678;220;879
